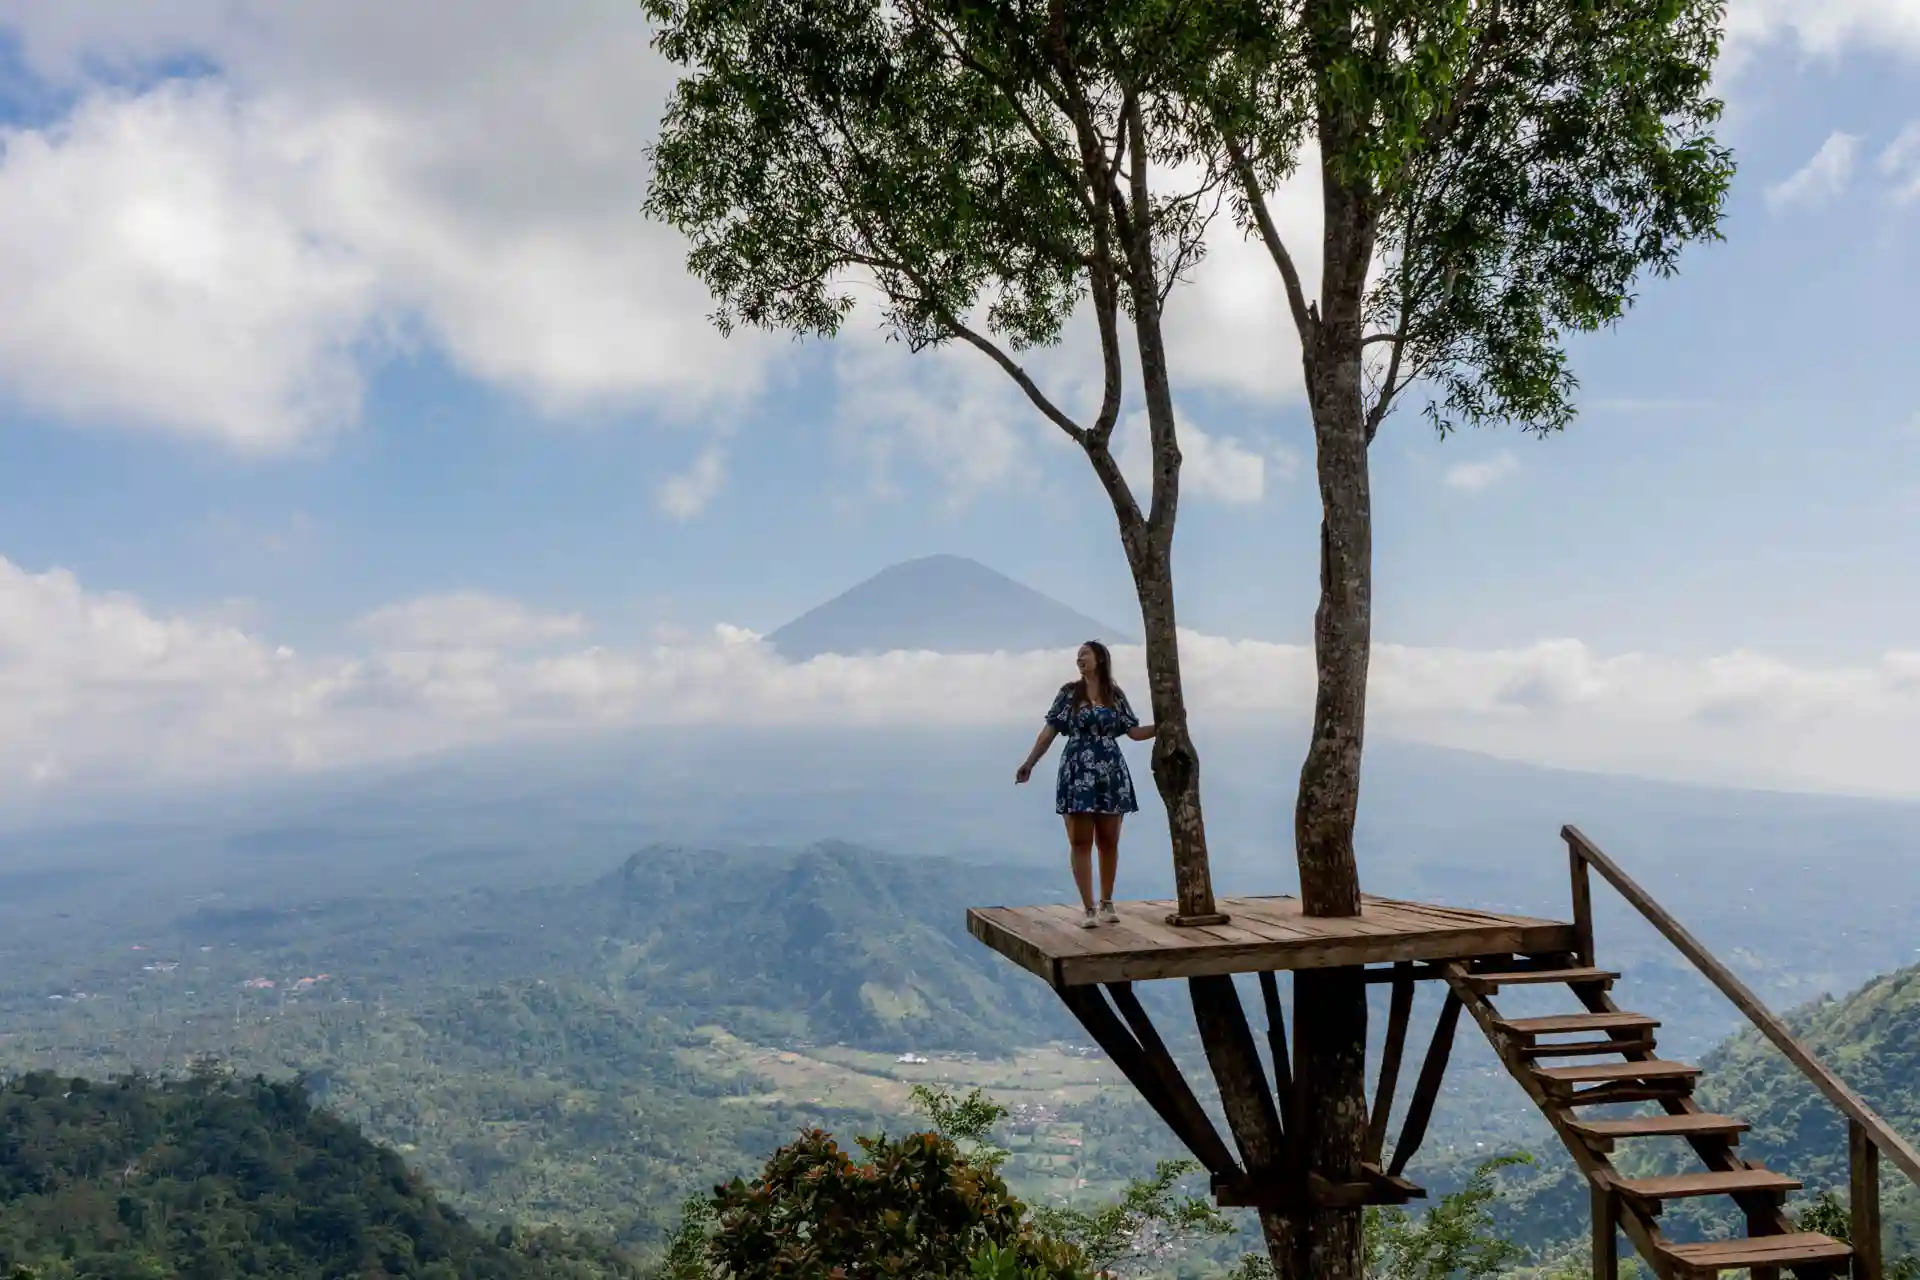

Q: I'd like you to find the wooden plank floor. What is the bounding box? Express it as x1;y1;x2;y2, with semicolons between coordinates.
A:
967;895;1577;988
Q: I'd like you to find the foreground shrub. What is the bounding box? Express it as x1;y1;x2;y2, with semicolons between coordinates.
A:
666;1124;1088;1279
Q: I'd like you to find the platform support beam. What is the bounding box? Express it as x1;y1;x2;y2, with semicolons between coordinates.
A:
1055;983;1239;1179
1049;972;1428;1214
1257;971;1299;1156
1367;962;1415;1166
1388;991;1461;1179
1191;975;1288;1190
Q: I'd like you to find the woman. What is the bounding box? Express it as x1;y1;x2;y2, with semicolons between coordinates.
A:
1015;640;1157;928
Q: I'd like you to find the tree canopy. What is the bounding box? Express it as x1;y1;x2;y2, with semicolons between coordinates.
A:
1195;0;1732;439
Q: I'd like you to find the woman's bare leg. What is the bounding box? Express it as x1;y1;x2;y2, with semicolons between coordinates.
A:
1093;814;1123;903
1064;814;1096;911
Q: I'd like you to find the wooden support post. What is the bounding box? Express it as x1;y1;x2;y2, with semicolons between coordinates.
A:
1367;962;1415;1166
1256;971;1294;1137
1188;975;1287;1178
1388;991;1461;1179
1744;1200;1781;1280
1590;1178;1616;1280
1055;984;1240;1179
1568;836;1595;969
1853;1118;1884;1280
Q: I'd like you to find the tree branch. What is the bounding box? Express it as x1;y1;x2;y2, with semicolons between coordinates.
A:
912;5;1101;225
946;317;1090;446
1363;315;1411;444
834;223;1099;452
1222;131;1316;343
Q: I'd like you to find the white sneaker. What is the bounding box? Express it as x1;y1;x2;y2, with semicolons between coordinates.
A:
1078;907;1098;928
1098;901;1119;924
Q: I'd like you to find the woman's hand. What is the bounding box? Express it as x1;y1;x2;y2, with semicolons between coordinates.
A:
1127;723;1158;741
1015;762;1034;784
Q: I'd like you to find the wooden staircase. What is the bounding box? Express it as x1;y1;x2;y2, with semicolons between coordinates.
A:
1447;958;1853;1278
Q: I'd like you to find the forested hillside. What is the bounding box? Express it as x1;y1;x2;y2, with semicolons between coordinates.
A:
0;1069;637;1280
1690;963;1920;1252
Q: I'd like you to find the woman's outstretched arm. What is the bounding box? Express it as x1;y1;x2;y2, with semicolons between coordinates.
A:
1015;726;1058;783
1126;723;1157;741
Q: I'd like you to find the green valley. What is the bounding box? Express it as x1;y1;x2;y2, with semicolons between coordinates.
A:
3;839;1918;1275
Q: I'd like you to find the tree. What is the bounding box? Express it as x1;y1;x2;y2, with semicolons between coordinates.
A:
643;0;1230;919
698;1126;1087;1278
655;1085;1242;1278
1170;3;1732;1273
643;2;1294;1267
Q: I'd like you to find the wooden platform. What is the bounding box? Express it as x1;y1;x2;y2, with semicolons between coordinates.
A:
967;895;1577;988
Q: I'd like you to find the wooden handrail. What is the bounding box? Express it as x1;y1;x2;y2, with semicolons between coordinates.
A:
1561;824;1920;1191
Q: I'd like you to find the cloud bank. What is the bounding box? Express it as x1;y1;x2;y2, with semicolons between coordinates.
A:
2;0;1917;457
0;1;765;451
4;555;1918;804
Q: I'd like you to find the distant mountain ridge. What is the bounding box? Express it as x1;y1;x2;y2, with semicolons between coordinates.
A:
767;554;1133;661
599;841;1075;1051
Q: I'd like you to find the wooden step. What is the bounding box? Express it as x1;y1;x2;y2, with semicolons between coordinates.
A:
1615;1169;1802;1206
1466;965;1618;993
1535;1059;1701;1089
1564;1112;1749;1152
1519;1037;1655;1060
1658;1231;1850;1275
1496;1011;1658;1038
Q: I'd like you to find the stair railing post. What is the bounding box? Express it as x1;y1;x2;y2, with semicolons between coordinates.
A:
1567;836;1596;969
1589;1177;1616;1279
1852;1118;1884;1280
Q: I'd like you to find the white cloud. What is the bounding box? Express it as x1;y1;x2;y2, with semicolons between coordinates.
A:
0;2;1330;457
0;2;764;450
1159;151;1325;404
831;336;1045;506
352;592;587;649
0;84;380;450
1442;452;1520;493
1117;410;1275;507
657;447;728;520
1726;0;1920;62
6;554;1920;801
1764;132;1860;212
1879;122;1920;204
1;1;1916;455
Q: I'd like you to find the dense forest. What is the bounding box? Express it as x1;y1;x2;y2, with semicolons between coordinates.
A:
0;1068;637;1279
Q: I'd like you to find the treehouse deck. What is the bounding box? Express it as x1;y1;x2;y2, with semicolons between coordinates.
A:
966;893;1577;988
965;828;1919;1275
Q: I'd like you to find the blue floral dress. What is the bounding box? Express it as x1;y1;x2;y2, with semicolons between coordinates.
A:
1045;685;1141;816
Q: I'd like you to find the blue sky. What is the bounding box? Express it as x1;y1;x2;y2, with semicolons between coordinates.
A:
0;2;1916;801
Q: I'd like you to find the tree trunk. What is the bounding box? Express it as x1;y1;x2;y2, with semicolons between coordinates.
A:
1109;102;1301;1275
1122;548;1217;921
1283;7;1383;1272
1113;101;1219;926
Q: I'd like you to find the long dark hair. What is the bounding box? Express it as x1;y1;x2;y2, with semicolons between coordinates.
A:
1068;639;1124;708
